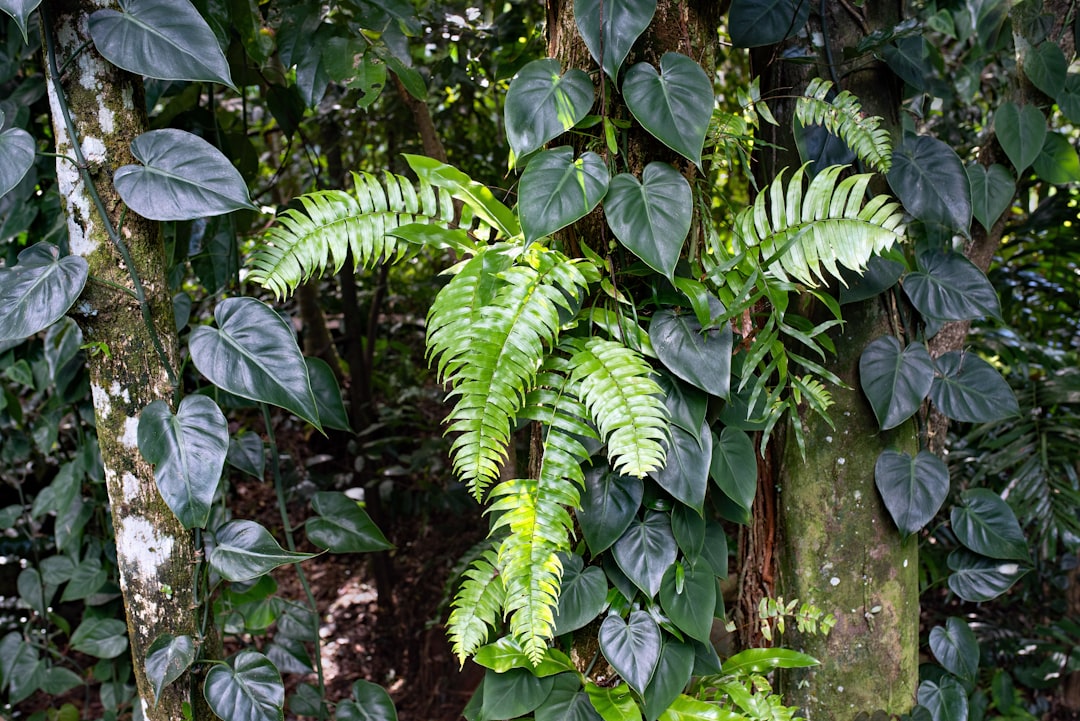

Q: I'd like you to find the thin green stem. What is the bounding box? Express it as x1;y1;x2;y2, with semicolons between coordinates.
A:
88;274;139;299
57;38;93;76
36;151;80;165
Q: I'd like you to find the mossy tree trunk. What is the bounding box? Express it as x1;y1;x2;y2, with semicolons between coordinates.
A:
43;3;202;719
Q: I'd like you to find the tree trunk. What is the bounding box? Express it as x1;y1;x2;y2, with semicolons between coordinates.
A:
43;3;201;719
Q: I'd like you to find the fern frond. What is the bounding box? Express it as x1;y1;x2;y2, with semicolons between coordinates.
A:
734;164;905;288
429;245;593;500
565;337;668;477
796;79;893;173
447;545;505;665
248;171;455;299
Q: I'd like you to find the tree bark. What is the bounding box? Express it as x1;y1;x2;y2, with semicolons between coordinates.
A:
43;3;201;718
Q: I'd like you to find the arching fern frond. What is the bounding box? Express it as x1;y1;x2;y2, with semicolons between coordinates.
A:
734;164;905;288
565;337;668;478
796;78;893;174
447;543;505;665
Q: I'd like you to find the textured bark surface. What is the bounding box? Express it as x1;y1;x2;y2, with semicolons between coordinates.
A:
43;3;200;718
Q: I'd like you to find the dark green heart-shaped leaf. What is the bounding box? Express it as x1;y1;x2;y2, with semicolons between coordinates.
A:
649;309;732;398
839;255;906;305
947;549;1029;602
0;125;34;201
721;648;818;675
209;520;314;582
904;251;1000;323
659;564;715;643
535;673;602;721
883;37;930;91
518;147;609;242
0;632;43;704
951;488;1029;561
994;103;1046;174
651;421;710;514
1033;131;1080;184
505;59;594;160
580;464;644;555
554;554;607;635
480;667;556;720
929;618;979;683
189;297;321;430
0;243;88;343
699;521;729;578
306;358;350;432
114;129;256;221
146;634;196;704
337;679;398;721
622;53;712;166
874;449;949;536
709;427;756;515
1058;74;1080;123
1023;42;1067;99
0;0;42;43
599;611;661;693
656;373;708;439
859;336;934;430
888;135;971;235
227;432;265;480
605;163;692;280
575;0;656;80
931;351;1018;423
88;0;234;87
304;491;392;553
671;504;705;562
918;677;968;721
139;396;227;529
613;511;677;598
728;0;811;48
966;163;1015;231
642;639;694;721
71;618;128;659
204;651;284;721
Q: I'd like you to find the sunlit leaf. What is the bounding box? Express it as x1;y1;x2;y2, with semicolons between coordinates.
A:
622;53;712;166
518;147;609;242
505;59;594;160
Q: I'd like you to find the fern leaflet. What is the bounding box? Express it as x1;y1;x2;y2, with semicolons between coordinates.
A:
447;544;505;665
796;78;893;174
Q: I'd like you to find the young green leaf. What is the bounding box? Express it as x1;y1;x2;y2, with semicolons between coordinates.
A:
1032;131;1080;184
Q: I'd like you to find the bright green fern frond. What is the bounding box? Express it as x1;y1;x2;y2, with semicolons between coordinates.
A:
796;78;893;174
734;164;905;288
447;545;505;665
565;337;668;477
248;171;455;299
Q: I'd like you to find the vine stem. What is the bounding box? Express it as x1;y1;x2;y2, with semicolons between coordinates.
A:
43;11;179;392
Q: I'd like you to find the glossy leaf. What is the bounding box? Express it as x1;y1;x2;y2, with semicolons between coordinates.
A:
480;667;556;720
887;135;971;235
874;450;949;536
71;618;128;659
474;638;575;677
337;679;398;721
613;511;677;598
947;549;1029;602
586;682;642;721
0;0;41;43
656;374;708;439
554;554;607;635
114;129;256;221
903;251;1001;322
882;37;929;91
599;611;662;693
580;465;644;555
728;0;811;48
622;53;713;166
918;677;968;721
0;243;88;343
227;432;265;480
305;491;392;553
699;522;728;578
994;103;1046;174
204;651;284;721
209;520;314;582
0;124;34;201
0;633;42;704
859;336;934;430
721;648;818;675
929;617;979;683
88;0;234;87
651;421;711;514
643;640;695;721
839;255;905;305
649;309;732;399
1032;131;1080;184
518;147;609;242
930;351;1018;423
951;488;1029;561
536;674;603;721
605;163;692;280
709;428;756;515
966;163;1015;231
1023;42;1067;99
505;59;594;160
1057;74;1080;123
146;634;196;703
575;0;656;81
671;504;705;562
659;564;715;643
658;694;733;721
189;297;321;429
306;358;350;432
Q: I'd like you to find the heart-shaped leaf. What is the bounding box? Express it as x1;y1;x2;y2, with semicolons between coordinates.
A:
728;0;811;48
649;309;732;399
671;504;705;562
209;520;314;582
1023;42;1067;99
839;255;905;305
0;0;42;43
1058;74;1080;123
88;0;234;87
946;549;1029;602
882;37;930;91
656;373;708;439
930;351;1019;423
599;611;662;693
659;564;716;643
554;554;607;635
480;667;556;720
585;682;640;721
138;396;228;529
518;147;609;242
622;53;712;167
918;677;968;721
951;488;1029;561
189;297;321;430
1033;131;1080;184
146;634;196;703
929;618;979;683
304;491;392;553
227;432;265;480
204;651;284;721
888;135;971;235
605;163;692;280
579;465;644;555
575;0;656;81
699;522;728;578
306;358;351;432
903;251;1001;323
642;639;694;721
536;674;602;721
966;163;1015;231
859;336;934;430
0;125;34;201
337;679;398;721
874;449;949;536
505;59;594;160
114;129;256;221
613;511;677;598
71;618;128;659
994;102;1046;174
651;421;710;514
0;243;88;343
709;427;756;515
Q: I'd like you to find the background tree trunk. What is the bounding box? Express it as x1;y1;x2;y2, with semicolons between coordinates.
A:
43;3;201;718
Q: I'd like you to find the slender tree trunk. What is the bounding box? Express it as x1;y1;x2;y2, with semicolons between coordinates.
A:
43;3;201;719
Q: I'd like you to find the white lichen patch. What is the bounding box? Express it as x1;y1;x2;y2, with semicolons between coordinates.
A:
81;136;107;165
90;383;112;418
114;516;175;624
830;576;841;586
837;457;846;466
98;103;115;134
122;472;140;502
119;415;139;450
